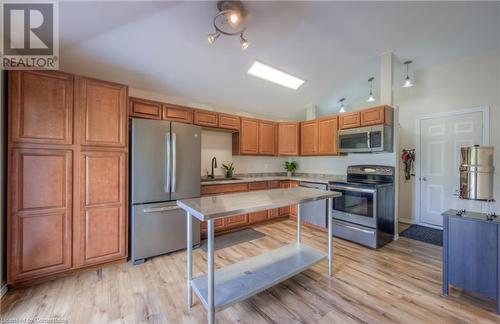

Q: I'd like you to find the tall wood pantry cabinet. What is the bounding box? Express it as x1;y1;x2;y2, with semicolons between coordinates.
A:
7;70;128;285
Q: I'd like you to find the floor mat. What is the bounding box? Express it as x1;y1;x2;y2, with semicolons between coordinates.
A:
400;224;443;246
200;228;266;252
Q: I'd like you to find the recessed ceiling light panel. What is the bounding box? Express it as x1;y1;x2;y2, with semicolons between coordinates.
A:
247;61;305;90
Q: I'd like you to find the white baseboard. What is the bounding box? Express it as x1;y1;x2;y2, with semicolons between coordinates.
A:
0;283;7;298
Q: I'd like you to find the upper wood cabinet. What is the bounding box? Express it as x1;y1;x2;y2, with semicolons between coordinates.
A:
277;122;300;156
79;150;127;267
8;148;73;283
339;112;361;130
318;116;338;155
9;70;74;145
258;120;276;155
361;106;393;126
300;120;319;155
194;109;218;127
233;118;276;156
129;97;162;120
77;77;128;147
218;113;240;131
162;104;193;124
235;117;259;155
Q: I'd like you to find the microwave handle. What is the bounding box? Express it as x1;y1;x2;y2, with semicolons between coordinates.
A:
367;131;371;148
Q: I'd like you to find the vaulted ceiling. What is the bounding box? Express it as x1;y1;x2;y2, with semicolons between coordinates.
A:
59;1;500;119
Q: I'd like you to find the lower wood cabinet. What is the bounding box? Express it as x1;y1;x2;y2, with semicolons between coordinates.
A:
78;150;127;266
200;180;294;238
226;214;248;228
8;148;73;282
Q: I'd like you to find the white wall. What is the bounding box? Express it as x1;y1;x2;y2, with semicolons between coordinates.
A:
396;49;500;223
201;130;286;176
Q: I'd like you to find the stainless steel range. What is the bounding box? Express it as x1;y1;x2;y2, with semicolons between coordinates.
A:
329;165;395;248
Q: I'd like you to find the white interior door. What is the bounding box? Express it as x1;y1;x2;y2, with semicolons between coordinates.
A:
419;112;484;227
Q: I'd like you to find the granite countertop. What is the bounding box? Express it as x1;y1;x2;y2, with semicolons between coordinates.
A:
442;209;499;224
177;187;342;221
201;173;345;185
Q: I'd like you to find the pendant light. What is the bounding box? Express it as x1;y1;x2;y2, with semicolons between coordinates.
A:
367;77;376;102
339;98;346;113
402;60;414;88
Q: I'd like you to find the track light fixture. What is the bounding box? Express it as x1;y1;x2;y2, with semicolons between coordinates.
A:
207;1;250;50
367;77;376;102
402;60;414;88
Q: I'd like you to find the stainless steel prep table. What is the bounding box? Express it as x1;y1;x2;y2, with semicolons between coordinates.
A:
177;187;342;324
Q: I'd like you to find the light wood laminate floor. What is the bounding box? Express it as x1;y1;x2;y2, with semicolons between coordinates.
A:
2;219;499;323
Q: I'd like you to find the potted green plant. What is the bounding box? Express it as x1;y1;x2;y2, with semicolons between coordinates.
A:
221;162;235;179
284;161;298;177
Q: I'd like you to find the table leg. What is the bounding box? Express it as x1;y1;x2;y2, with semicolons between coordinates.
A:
327;198;333;277
207;219;215;324
186;212;193;308
296;203;301;243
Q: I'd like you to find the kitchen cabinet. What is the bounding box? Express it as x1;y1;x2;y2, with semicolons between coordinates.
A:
200;180;291;238
233;118;276;156
233;117;259;155
339;111;361;129
9;70;74;145
300;120;319;155
194;109;218;128
318;116;339;155
277;122;300;156
226;214;248;228
8;148;73;282
279;181;291;215
218;113;240;131
129;97;162;120
8;71;129;286
201;183;248;195
361;106;392;126
258;121;276;155
77;77;128;148
162;103;194;124
268;180;281;218
78;150;127;266
248;181;269;224
442;210;500;314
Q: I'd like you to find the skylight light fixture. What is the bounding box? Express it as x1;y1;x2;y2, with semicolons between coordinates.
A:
367;77;376;102
402;60;414;88
247;61;305;90
339;98;346;113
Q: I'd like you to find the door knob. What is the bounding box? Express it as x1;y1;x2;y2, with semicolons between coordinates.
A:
421;177;427;181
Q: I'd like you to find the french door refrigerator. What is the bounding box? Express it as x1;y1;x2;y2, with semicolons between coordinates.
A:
130;118;201;264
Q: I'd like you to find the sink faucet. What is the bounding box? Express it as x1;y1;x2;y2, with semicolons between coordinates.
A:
210;157;217;179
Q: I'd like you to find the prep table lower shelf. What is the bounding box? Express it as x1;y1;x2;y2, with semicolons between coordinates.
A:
191;243;326;311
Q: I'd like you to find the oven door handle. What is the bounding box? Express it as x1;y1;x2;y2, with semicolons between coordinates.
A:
329;185;376;193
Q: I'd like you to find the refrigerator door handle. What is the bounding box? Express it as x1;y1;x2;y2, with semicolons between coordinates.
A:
172;132;177;192
165;133;171;193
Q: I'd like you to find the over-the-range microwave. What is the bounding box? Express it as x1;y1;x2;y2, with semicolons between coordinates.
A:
338;124;393;153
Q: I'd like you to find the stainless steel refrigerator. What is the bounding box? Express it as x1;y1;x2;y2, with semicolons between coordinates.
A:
130;118;201;264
